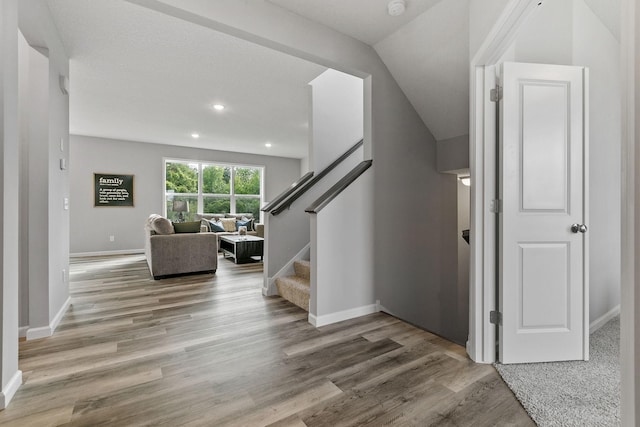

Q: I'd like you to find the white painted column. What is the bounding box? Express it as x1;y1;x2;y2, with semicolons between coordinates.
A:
25;46;51;338
0;0;23;409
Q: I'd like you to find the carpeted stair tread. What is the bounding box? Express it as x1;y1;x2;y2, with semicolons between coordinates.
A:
293;260;311;281
276;275;310;311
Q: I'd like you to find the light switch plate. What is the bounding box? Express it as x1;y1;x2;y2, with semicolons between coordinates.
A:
63;197;69;210
60;158;67;170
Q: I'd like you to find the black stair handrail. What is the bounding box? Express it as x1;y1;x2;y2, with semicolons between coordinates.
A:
305;160;373;214
261;171;314;213
270;139;364;216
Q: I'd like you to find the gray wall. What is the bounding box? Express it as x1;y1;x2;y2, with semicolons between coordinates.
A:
145;0;461;344
0;0;21;400
70;135;302;254
19;0;71;334
457;180;470;344
437;134;469;173
505;0;621;323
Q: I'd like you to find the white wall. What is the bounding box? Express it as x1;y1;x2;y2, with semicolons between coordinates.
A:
514;0;574;64
573;0;622;323
24;45;50;332
510;0;621;324
18;0;71;338
70;135;302;254
0;0;21;409
17;31;29;329
311;169;375;325
469;0;511;60
309;69;364;171
300;156;310;176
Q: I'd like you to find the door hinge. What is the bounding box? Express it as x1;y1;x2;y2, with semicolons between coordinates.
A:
490;86;503;102
490;310;502;325
490;199;501;213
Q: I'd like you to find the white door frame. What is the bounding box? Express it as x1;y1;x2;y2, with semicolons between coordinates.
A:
467;0;543;364
469;0;637;424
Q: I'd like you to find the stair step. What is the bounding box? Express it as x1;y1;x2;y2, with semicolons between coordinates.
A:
293;260;311;281
275;275;310;312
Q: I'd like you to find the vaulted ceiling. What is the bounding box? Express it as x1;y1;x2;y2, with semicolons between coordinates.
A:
45;0;620;158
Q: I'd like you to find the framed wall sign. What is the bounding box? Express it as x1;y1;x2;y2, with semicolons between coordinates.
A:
94;173;134;207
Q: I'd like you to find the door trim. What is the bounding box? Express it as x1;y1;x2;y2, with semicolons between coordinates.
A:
468;0;543;364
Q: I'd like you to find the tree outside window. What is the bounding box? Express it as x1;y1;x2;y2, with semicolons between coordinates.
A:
165;160;263;221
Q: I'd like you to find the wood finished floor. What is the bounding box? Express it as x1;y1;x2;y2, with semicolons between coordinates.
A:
1;254;535;427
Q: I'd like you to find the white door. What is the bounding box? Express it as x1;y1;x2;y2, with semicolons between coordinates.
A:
499;62;588;364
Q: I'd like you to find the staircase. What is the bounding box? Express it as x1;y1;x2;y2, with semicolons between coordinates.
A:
275;260;310;311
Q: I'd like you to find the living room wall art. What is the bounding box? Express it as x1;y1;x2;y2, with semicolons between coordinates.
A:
94;173;134;207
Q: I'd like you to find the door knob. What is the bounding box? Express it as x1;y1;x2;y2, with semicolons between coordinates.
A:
571;224;588;233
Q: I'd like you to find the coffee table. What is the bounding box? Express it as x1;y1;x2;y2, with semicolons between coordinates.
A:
219;235;264;263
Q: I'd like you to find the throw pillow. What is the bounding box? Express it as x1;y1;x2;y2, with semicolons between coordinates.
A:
172;221;201;233
149;215;175;235
220;218;237;232
209;220;225;233
241;216;256;231
237;218;253;232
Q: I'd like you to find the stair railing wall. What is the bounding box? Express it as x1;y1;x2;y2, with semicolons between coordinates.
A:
308;167;375;326
263;145;364;295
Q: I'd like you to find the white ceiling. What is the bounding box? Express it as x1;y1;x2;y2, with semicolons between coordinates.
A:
46;0;621;160
374;0;470;142
267;0;445;45
268;0;621;143
269;0;470;142
46;0;326;159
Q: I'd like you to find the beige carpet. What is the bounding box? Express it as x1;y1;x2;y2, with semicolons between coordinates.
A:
495;316;620;427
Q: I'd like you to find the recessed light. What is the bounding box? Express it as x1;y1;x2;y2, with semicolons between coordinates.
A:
265;143;272;148
191;133;200;139
213;104;225;111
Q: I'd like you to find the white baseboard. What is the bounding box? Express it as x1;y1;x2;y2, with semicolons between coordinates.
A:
71;249;144;257
262;284;278;296
26;326;52;340
18;326;29;338
26;296;71;340
309;303;379;328
0;370;22;409
265;243;310;296
51;297;71;333
590;304;620;333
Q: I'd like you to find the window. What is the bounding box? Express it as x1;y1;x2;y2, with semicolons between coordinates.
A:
165;160;263;222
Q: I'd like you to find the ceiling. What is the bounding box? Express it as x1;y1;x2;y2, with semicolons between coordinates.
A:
46;0;326;159
267;0;445;46
46;0;621;160
268;0;470;142
373;0;470;142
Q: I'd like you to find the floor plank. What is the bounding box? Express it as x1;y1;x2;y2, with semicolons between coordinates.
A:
0;254;535;426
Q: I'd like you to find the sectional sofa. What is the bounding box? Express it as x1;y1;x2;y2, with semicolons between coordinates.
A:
144;214;218;279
